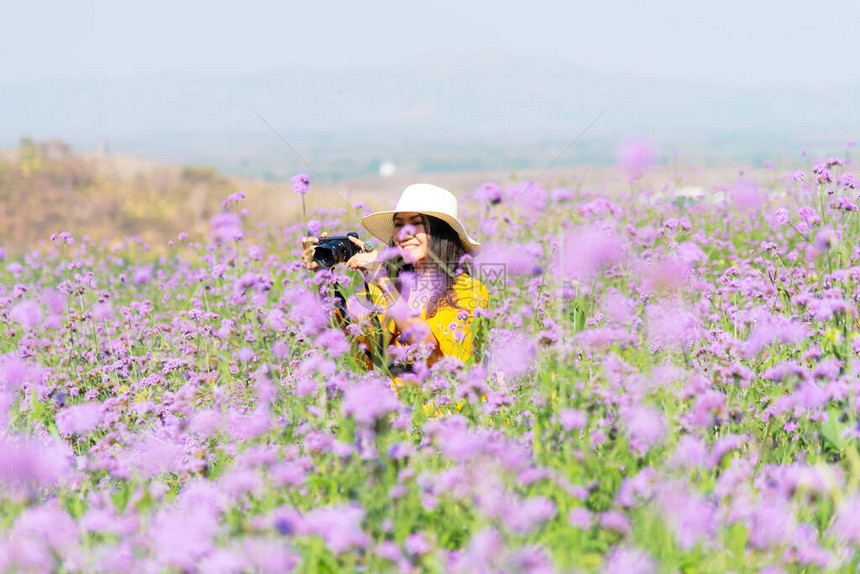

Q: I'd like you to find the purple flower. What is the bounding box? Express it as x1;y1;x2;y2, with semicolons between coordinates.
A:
80;507;136;536
558;408;587;431
9;301;43;330
687;391;727;429
731;180;764;213
513;181;548;218
645;303;701;351
830;494;860;545
0;435;72;487
316;328;350;358
128;433;185;478
396;224;417;243
487;331;537;381
742;315;807;358
283;286;330;335
299;505;369;554
55;402;104;436
812;358;841;381
221;191;246;207
211;211;243;243
579;197;623;219
503;496;556;534
813;163;833;183
290;173;310;195
51;231;74;245
568;507;593;529
375;540;403;562
617;139;655;179
451;528;500;573
761;361;808;384
92;302;115;322
198;549;245;573
306;218;322;237
604;546;656;574
797;205;819;225
239;537;300;572
668;436;707;469
773;208;789;225
599;510;631;535
656;482;716;549
746;499;796;549
560;225;626;281
9;504;79;570
833;197;858;211
475;241;539;276
132;265;154;285
551;187;573;202
427;417;487;462
404;532;432;555
615;467;654;508
247;245;262;260
188;410;221;437
622;405;666;454
0;355;36;391
814;226;837;252
148;503;220;570
808;297;849;321
476;182;503;204
41;288;66;315
342;381;400;425
227;408;272;442
219;468;265;500
237;347;255;363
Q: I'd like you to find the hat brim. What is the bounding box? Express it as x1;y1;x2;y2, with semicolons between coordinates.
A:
361;210;481;254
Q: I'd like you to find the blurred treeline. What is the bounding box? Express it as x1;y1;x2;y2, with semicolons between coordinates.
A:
0;139;329;256
0;138;244;254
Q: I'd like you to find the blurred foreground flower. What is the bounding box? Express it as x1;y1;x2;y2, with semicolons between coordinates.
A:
617;139;655;180
290;173;310;195
210;211;243;243
814;225;837;252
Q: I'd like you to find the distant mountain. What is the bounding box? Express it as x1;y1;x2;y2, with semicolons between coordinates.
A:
2;54;858;179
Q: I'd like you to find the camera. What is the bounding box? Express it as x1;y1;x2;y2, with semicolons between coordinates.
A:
313;232;361;269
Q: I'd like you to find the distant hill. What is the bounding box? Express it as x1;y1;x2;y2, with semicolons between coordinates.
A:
2;54;858;180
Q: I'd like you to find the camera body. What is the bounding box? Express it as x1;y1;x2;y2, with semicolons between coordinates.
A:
313;232;361;269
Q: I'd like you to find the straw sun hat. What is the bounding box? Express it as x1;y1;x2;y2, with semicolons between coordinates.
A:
360;183;481;254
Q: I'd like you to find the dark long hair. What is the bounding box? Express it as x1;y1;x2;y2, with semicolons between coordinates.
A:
383;214;475;318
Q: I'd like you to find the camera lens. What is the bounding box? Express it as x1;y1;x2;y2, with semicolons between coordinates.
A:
314;245;337;269
312;233;360;269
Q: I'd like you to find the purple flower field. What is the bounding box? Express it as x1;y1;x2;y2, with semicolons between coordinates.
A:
2;152;860;572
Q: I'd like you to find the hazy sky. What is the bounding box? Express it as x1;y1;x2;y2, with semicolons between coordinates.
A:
4;0;859;88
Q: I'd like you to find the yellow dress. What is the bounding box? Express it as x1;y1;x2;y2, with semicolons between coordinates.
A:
339;272;490;379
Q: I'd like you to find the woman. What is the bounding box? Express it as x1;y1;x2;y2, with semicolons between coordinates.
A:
301;183;489;379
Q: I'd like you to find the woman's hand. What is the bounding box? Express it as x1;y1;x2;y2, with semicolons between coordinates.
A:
300;231;329;270
344;236;382;273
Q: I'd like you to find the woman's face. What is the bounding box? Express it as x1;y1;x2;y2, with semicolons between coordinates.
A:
393;211;429;264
